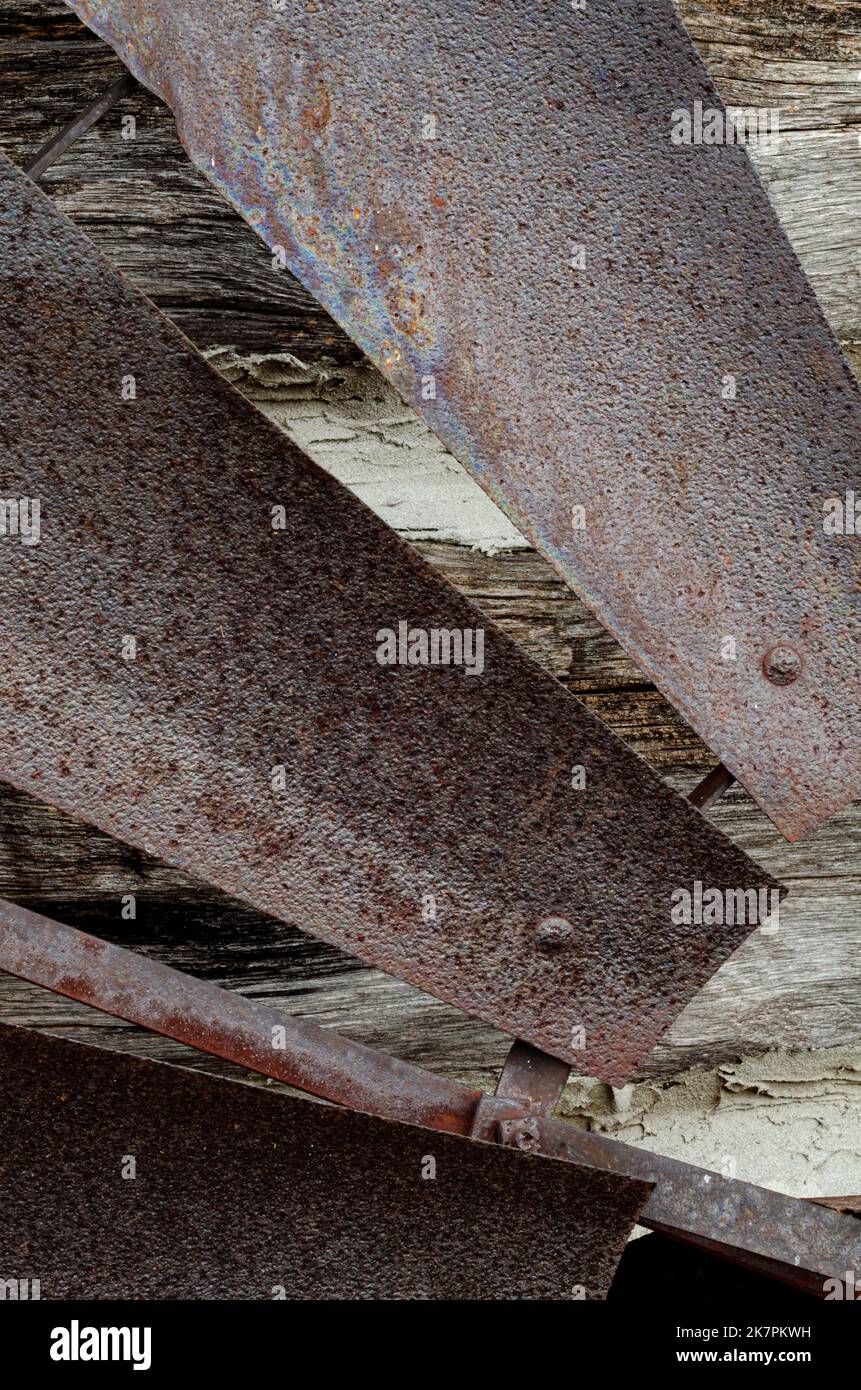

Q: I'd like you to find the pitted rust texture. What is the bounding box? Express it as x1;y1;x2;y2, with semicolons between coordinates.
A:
66;0;861;839
0;153;780;1084
0;1024;651;1300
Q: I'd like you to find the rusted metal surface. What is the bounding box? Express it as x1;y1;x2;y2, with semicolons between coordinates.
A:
492;1039;571;1118
813;1196;861;1218
688;764;736;813
64;0;861;840
481;758;745;1127
0;1023;650;1299
0;898;856;1296
0;153;780;1084
469;1040;571;1151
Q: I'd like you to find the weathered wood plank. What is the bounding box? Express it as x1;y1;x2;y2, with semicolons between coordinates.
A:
682;1;861;122
678;2;861;337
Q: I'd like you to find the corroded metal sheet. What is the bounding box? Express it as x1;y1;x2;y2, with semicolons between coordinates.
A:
0;901;856;1297
0;1024;650;1300
66;0;861;839
0;152;780;1085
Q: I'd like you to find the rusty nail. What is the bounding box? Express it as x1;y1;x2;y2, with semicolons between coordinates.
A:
762;645;803;686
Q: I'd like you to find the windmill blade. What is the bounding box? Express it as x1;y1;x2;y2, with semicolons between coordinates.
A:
65;0;861;839
0;1023;651;1300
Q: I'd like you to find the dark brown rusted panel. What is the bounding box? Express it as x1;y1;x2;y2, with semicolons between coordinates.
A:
0;898;855;1296
64;0;861;839
490;1039;570;1119
0;1023;650;1300
0;151;781;1084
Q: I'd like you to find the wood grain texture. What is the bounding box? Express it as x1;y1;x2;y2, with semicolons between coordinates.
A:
0;0;858;1082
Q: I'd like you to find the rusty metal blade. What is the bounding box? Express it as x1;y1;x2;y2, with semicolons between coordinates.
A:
0;1023;650;1300
65;0;861;839
0;898;856;1297
0;152;781;1084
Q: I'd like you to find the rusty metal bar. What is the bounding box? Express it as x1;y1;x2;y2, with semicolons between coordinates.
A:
0;149;781;1084
0;898;482;1135
23;72;135;180
689;764;736;813
470;1095;861;1300
63;0;861;840
0;898;857;1297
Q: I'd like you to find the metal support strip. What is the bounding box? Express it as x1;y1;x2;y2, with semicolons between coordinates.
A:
24;72;136;180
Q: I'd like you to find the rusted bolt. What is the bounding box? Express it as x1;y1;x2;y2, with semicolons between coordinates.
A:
761;645;802;687
536;916;574;952
497;1117;542;1153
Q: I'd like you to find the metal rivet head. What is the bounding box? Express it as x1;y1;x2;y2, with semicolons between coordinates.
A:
497;1117;541;1153
761;645;802;686
536;916;574;952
